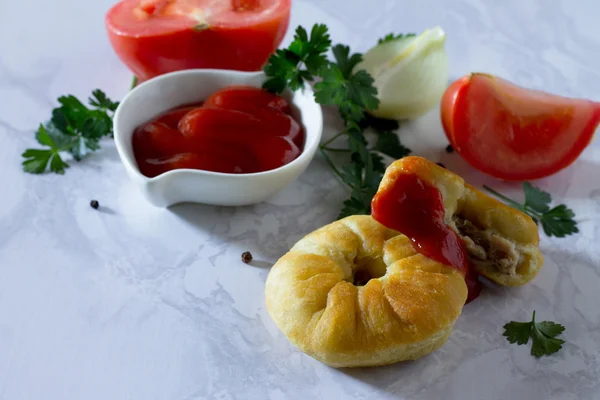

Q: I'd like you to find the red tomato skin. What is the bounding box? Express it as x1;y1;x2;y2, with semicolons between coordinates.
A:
106;1;290;81
441;73;600;181
440;75;470;151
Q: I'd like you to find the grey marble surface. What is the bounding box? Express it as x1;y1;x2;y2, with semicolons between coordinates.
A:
1;0;600;399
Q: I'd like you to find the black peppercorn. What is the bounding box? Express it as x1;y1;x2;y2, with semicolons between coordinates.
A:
241;251;253;264
445;144;454;153
90;200;99;209
436;163;446;169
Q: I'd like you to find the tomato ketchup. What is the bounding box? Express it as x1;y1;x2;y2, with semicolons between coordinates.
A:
371;173;482;303
132;86;304;177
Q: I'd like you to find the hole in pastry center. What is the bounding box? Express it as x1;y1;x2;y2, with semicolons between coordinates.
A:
353;269;376;286
453;214;521;277
351;258;386;286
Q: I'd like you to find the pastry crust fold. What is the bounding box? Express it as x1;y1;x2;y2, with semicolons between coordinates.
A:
265;215;467;367
377;156;543;286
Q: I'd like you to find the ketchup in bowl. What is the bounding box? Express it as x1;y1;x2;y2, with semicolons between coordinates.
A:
132;86;304;177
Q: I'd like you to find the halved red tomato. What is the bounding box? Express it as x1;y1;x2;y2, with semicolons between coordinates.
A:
441;73;600;180
106;0;291;81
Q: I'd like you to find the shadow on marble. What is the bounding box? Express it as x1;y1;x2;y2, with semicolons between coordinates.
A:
337;353;442;399
542;158;600;199
97;205;117;215
436;145;600;201
169;202;239;235
62;141;123;173
246;260;274;269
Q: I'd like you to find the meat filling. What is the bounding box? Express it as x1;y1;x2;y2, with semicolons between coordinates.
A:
453;216;521;277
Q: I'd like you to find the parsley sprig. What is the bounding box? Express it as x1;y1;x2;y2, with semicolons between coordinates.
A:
503;311;565;357
263;24;331;93
377;33;416;45
263;24;411;218
22;90;119;174
484;182;578;238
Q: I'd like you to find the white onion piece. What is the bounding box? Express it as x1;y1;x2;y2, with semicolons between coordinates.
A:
356;27;449;120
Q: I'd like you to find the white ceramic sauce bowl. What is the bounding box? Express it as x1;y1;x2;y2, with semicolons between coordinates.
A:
113;70;323;207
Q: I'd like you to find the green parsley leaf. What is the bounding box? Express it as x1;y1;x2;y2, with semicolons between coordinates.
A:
540;204;579;238
503;311;566;357
375;131;411;159
503;320;532;345
340;164;363;188
41;121;73;149
360;113;400;132
331;44;363;79
314;64;379;122
22;89;118;174
54;95;90;133
263;24;331;94
347;70;380;112
377;33;416;45
338;196;369;219
371;152;386;173
531;318;566;357
49;151;70;174
523;182;551;213
89;89;119;112
262;74;289;94
22;149;54;174
22;125;69;174
130;76;139;90
536;320;566;338
483;182;578;238
264;24;392;219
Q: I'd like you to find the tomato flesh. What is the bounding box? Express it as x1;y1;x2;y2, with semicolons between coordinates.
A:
106;0;291;81
133;86;304;177
441;73;600;180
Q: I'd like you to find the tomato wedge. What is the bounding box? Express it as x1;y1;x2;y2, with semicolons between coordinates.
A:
441;73;600;180
106;0;291;81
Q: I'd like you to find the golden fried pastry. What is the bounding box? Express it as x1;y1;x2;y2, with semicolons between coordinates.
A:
372;156;543;287
265;215;467;367
265;156;543;368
